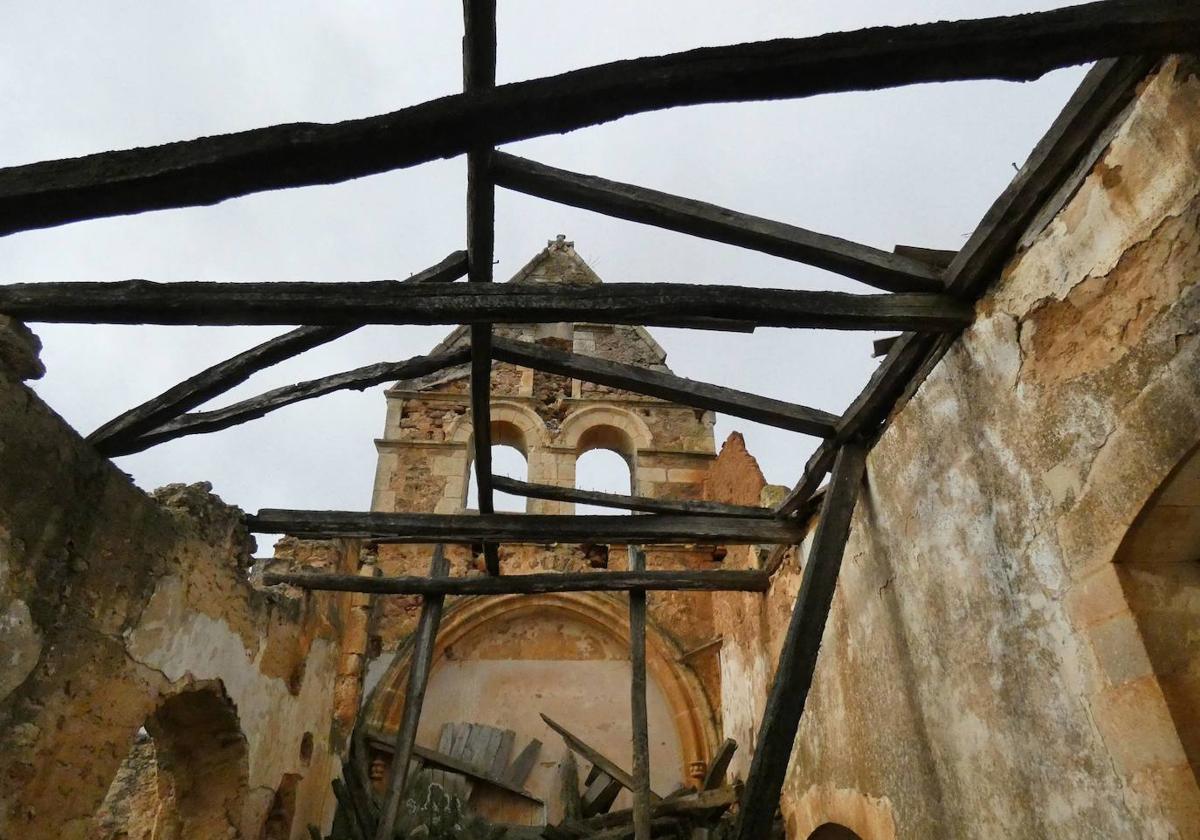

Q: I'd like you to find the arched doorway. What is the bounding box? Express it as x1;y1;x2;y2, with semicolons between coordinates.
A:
1114;442;1200;782
364;593;717;824
93;684;249;839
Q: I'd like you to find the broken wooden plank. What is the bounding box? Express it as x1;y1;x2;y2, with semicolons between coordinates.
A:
560;751;583;823
376;544;450;840
492;153;943;294
735;443;868;840
411;743;543;804
264;568;770;595
0;280;973;332
2;2;1195;234
251;509;810;546
581;771;624;820
493;475;772;519
574;785;741;832
541;714;662;805
701;740;737;791
504;738;543;788
628;546;651;840
88;250;468;455
491;336;838;437
489;729;517;780
891;245;956;269
105;345;472;455
871;335;901;358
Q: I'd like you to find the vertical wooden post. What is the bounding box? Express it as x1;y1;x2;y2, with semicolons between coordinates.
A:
463;0;500;575
734;443;868;840
628;545;652;839
376;544;449;840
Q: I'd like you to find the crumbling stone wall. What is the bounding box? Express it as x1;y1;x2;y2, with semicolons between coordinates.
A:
710;56;1200;838
0;335;362;839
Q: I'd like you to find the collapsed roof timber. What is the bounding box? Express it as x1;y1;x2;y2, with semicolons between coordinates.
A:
1;2;1198;839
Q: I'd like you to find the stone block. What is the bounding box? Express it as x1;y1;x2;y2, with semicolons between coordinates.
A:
1066;563;1129;628
667;468;709;484
1088;611;1154;687
1092;675;1188;775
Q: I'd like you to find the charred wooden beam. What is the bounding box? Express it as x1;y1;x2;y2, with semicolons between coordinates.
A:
249;509;808;545
377;545;449;840
541;714;662;804
410;744;541;803
774;331;931;517
88;250;467;455
262;568;770;595
492;336;838;437
494;475;772;519
0;280;973;332
1;2;1196;234
872;335;901;358
105;346;471;456
572;785;741;833
736;443;868;840
464;0;500;576
628;547;652;840
702;739;738;791
493;153;942;294
891;244;957;269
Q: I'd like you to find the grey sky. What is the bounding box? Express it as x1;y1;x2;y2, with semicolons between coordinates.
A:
3;2;1090;524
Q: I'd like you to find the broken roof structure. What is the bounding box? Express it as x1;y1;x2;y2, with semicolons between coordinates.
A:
2;2;1200;838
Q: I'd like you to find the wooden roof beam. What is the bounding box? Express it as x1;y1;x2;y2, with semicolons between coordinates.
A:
248;509;808;545
492;336;838;437
0;2;1194;234
88;250;467;456
464;0;501;576
105;346;471;456
736;443;868;840
0;281;972;331
492;153;943;294
262;568;771;595
493;475;773;519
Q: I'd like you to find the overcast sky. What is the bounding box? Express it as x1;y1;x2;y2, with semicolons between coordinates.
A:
2;2;1091;525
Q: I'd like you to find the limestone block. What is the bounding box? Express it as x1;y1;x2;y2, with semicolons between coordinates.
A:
1088;611;1155;687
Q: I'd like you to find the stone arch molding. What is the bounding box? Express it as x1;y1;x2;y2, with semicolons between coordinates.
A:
788;784;898;840
559;404;654;454
448;399;550;453
364;592;719;774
